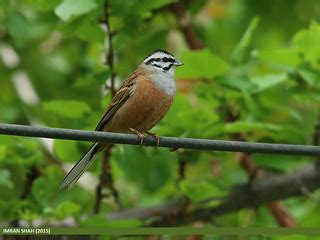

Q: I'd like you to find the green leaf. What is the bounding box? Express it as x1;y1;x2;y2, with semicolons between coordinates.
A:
93;69;110;84
224;121;281;133
0;200;15;220
113;146;174;192
1;0;12;14
242;90;264;117
0;144;8;162
298;67;320;87
254;155;309;172
294;21;320;67
55;0;99;21
273;236;309;240
109;0;176;18
0;170;13;189
81;215;109;227
231;16;260;64
209;121;282;136
75;18;105;43
55;201;81;219
43;100;91;119
18;205;40;222
24;0;61;11
160;94;219;138
222;75;255;91
12;138;43;167
180;180;224;202
299;197;320;227
138;0;176;18
176;49;229;79
250;73;288;93
54;140;82;162
60;17;105;43
5;12;30;48
31;166;61;207
254;48;300;68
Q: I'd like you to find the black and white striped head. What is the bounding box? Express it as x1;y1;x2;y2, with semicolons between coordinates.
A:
143;50;183;74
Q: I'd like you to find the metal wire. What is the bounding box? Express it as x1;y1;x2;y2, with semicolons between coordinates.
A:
0;123;319;156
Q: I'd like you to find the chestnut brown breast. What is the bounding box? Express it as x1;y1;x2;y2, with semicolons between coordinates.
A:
105;74;174;133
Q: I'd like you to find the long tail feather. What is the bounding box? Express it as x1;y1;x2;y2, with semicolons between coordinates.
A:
60;143;102;190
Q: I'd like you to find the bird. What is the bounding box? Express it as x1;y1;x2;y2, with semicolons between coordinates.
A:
60;49;183;190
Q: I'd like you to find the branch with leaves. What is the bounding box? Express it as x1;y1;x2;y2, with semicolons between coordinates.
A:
169;0;297;227
107;162;320;226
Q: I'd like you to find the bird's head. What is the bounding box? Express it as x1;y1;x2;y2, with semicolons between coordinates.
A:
142;50;183;75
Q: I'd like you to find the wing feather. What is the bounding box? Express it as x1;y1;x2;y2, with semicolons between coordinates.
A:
95;70;138;131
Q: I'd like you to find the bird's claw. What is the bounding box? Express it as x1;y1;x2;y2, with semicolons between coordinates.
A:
129;128;145;147
146;131;160;147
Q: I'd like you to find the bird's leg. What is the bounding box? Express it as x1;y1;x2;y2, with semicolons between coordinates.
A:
146;131;160;147
129;128;145;147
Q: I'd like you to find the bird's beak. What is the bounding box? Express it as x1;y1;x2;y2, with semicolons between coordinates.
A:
174;60;183;66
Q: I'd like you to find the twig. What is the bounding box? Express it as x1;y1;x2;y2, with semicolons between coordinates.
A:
234;126;297;227
93;145;122;213
267;201;297;227
107;198;189;221
94;0;121;214
102;0;116;95
104;146;122;209
178;158;187;180
10;166;41;227
170;2;204;50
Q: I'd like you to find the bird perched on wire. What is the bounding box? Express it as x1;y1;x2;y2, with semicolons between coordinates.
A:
60;49;183;189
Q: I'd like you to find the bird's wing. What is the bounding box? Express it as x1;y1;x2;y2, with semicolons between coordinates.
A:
95;70;139;131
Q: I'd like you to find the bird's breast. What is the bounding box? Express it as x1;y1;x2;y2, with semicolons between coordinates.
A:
149;72;176;96
105;75;174;133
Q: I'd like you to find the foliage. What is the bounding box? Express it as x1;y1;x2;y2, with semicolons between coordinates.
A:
1;0;320;236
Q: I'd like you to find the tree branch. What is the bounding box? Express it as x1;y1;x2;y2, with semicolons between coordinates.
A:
238;152;297;227
93;145;122;213
170;2;204;50
229;112;296;226
107;198;188;221
94;0;122;214
107;163;320;226
102;0;116;95
178;157;187;180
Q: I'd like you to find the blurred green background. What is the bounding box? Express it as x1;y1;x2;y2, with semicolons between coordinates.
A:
1;0;320;238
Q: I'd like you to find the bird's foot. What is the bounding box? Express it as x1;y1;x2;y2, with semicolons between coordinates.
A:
146;131;160;147
129;128;145;147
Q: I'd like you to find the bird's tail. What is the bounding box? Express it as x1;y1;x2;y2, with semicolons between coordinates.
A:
60;143;103;190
